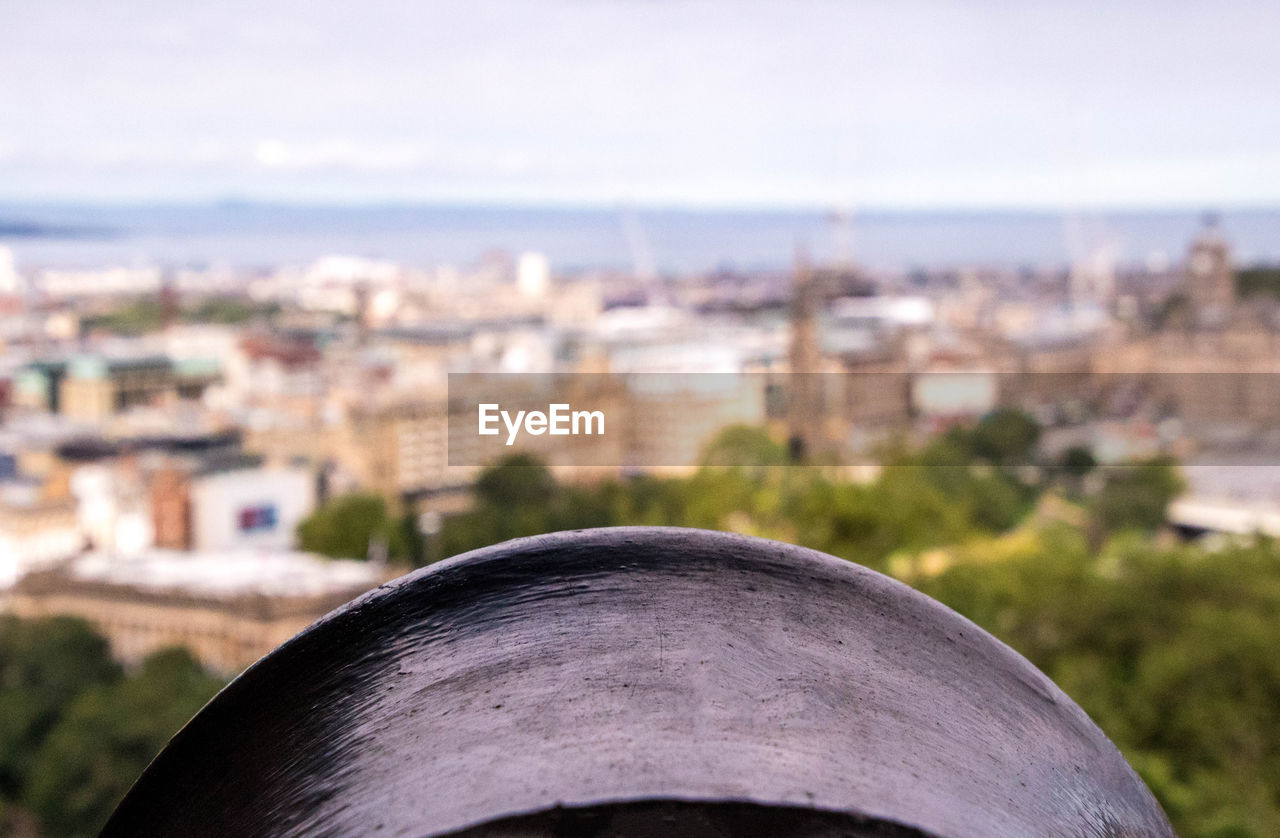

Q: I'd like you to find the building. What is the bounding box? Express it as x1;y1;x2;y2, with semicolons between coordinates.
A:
59;355;177;421
150;466;192;550
1186;216;1234;329
69;456;153;555
16;353;221;422
341;398;477;509
0;244;20;295
0;481;81;589
786;251;824;459
226;333;326;409
149;461;315;553
191;465;314;552
6;550;388;672
14;360;70;414
624;376;764;470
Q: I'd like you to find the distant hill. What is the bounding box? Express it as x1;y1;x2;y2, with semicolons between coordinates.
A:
0;219;114;238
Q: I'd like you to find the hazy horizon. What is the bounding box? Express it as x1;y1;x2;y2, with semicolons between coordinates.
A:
4;202;1277;273
2;197;1279;215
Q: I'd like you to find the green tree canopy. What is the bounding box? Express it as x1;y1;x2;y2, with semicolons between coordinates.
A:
473;454;556;508
700;425;790;469
1060;445;1098;477
297;492;409;561
438;455;616;559
1236;266;1280;300
1091;457;1186;535
970;408;1041;465
918;534;1280;837
24;648;222;838
0;616;119;800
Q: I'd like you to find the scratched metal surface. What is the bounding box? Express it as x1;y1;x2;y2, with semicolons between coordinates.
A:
104;527;1174;838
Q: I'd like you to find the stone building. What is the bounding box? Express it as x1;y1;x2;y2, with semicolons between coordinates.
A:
15;354;220;422
6;550;388;673
0;485;81;589
1186;216;1235;329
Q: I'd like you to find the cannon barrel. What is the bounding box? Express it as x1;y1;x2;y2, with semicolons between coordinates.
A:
104;527;1173;837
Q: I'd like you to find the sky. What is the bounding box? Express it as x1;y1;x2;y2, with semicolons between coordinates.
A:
1;0;1278;209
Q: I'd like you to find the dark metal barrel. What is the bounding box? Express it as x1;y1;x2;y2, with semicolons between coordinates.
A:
104;527;1173;837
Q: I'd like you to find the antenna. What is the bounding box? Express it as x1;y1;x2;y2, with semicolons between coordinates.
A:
829;204;855;269
618;203;656;286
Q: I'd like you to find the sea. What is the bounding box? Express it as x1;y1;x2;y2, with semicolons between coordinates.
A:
1;203;1277;275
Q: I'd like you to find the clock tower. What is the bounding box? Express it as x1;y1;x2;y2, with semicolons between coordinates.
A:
1186;214;1234;329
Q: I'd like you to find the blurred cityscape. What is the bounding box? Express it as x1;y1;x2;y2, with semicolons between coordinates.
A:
8;222;1280;838
3;198;1280;838
0;209;1277;669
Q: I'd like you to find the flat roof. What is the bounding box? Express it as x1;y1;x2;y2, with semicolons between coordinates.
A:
66;549;385;600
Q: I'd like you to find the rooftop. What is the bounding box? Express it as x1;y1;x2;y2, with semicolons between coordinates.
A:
63;549;384;601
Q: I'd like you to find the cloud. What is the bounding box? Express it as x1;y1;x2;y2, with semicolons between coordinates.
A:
3;1;1279;205
252;139;433;172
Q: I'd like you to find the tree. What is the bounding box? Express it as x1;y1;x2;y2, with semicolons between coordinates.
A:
473;454;556;507
23;648;222;838
1236;266;1280;300
701;425;790;469
886;428;1034;534
296;493;408;561
1060;445;1098;478
917;536;1280;838
1091;457;1185;534
438;455;616;560
1051;445;1099;498
0;616;119;800
971;409;1041;466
